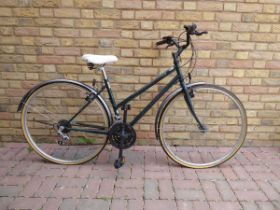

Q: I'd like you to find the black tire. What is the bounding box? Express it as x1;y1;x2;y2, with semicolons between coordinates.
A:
21;79;112;164
156;83;247;168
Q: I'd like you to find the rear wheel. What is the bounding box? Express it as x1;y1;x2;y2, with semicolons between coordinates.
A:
21;80;111;164
157;83;247;168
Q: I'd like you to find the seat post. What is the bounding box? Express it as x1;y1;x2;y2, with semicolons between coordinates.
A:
97;65;108;81
98;65;120;119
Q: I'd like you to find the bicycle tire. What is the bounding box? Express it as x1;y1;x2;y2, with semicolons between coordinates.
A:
156;83;247;168
21;79;112;164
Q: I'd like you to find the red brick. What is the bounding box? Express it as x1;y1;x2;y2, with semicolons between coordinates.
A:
38;56;64;64
229;60;253;68
0;175;30;186
97;178;115;198
266;61;280;69
54;8;80;17
52;186;82;198
197;1;223;11
145;171;171;179
196;59;216;68
116;0;142;9
74;0;102;8
54;29;79;37
232;23;258;32
201;180;221;201
232;166;252;180
94;9;120;19
216;13;241;22
193;201;211;210
157;1;182;10
43;198;62;210
176;201;193;210
128;200;144;210
227;78;251;86
19;177;42;197
176;11;202;21
95;29;121;38
111;199;127;210
169;167;185;180
257;181;280;200
55;47;80;55
216;181;237;201
81;180;101;198
175;189;206;201
195;42;217;50
6;89;27;97
237;3;262;12
135;11;161;19
35;177;59;197
9;198;46;210
209;201;242;210
114;187;143;199
173;180;201;190
244;86;268;94
221;167;238;180
131;166;144;178
15;27;40;36
235;190;268;201
159;179;174;199
145;200;177;210
115;178;143;189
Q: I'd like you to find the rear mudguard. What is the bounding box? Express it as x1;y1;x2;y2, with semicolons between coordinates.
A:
17;79;113;125
155;82;205;140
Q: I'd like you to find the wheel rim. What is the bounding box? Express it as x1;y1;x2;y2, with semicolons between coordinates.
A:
22;82;109;164
159;84;247;168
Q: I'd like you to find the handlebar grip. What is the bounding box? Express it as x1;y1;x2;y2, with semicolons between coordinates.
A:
195;31;208;36
156;39;167;46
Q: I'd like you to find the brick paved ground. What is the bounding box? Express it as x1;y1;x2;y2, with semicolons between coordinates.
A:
0;143;279;210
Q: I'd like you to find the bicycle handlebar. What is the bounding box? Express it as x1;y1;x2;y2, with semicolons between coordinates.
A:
156;23;208;49
156;36;174;46
156;39;167;46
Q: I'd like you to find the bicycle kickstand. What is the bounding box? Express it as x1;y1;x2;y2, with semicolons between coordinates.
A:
114;104;130;169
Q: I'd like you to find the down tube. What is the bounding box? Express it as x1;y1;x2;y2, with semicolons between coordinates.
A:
130;75;178;126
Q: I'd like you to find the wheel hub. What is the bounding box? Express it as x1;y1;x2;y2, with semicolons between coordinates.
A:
56;120;71;145
57;120;71;133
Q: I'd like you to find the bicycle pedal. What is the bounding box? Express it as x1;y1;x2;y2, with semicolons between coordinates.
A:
114;156;125;169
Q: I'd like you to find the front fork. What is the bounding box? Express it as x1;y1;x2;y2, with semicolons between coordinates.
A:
172;53;207;132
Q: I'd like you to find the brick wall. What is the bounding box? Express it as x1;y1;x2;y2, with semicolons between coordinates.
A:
0;0;279;146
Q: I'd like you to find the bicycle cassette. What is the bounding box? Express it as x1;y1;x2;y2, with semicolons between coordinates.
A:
108;122;136;149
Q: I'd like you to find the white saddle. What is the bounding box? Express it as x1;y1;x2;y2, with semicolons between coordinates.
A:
82;54;118;65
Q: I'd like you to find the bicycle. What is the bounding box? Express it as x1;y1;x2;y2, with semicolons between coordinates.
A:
17;23;247;169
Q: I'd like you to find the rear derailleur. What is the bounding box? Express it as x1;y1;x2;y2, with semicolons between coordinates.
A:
56;120;71;145
108;104;136;169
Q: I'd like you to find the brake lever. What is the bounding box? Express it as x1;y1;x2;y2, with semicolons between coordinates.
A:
165;43;171;49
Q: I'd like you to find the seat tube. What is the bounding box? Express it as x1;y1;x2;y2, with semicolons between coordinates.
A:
99;66;120;119
172;53;204;129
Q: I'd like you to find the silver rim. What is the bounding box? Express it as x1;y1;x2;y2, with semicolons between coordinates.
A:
22;81;110;164
158;84;247;168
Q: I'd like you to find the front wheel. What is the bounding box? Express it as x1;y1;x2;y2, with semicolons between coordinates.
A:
21;80;111;164
156;83;247;168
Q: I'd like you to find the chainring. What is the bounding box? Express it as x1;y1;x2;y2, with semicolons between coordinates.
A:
108;122;136;149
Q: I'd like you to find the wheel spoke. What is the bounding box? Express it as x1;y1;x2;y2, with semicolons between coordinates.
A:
158;84;247;168
22;81;110;164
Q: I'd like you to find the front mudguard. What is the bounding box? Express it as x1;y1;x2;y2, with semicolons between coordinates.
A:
155;82;205;140
17;79;113;126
